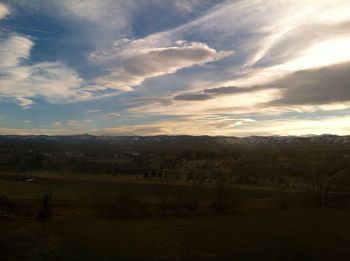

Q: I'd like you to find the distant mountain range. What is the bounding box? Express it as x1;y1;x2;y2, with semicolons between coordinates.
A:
1;134;350;147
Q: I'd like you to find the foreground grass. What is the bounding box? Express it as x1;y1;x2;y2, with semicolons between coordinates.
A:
1;208;350;260
1;172;350;260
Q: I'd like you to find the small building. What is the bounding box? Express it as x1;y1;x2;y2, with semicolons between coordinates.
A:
168;159;231;182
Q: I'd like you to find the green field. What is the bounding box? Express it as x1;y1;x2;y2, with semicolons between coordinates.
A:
1;172;350;260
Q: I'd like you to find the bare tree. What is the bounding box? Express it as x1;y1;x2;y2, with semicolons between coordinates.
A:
211;162;232;212
37;191;53;234
37;192;53;222
303;162;350;207
153;156;178;214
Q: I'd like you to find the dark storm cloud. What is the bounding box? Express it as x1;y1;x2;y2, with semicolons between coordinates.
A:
174;61;350;107
173;85;271;101
204;85;267;95
269;61;350;105
173;92;212;101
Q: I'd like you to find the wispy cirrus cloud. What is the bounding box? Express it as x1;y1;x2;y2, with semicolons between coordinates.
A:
173;85;273;101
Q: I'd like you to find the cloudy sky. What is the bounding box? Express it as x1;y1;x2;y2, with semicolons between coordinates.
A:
0;0;350;136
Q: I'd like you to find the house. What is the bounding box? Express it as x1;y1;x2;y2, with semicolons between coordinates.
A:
168;159;231;182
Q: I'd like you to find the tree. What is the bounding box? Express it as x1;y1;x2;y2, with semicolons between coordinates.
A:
37;191;53;235
153;156;178;214
303;160;350;207
211;162;232;212
37;192;53;222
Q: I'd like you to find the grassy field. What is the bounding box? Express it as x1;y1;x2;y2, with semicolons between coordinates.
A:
1;172;350;260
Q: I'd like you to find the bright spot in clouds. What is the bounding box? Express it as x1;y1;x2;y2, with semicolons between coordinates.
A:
279;36;350;71
0;3;9;19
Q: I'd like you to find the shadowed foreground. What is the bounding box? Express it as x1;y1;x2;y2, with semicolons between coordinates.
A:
1;173;350;260
1;208;350;260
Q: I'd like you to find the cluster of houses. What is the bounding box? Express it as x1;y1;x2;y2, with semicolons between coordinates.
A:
142;158;305;188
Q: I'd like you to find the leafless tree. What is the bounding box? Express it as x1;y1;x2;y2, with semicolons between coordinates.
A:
303;162;350;207
211;163;232;212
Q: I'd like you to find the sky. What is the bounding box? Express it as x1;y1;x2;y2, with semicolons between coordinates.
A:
0;0;350;136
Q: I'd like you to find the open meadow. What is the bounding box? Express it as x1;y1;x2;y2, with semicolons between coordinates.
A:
1;171;350;260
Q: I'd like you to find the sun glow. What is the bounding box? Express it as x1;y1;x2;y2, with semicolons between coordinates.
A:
278;36;350;71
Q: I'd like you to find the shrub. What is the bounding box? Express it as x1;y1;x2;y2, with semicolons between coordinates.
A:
0;196;17;217
96;191;148;220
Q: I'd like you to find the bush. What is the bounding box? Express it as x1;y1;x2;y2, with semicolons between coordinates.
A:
95;191;148;220
277;191;289;209
167;192;199;214
180;185;200;213
0;196;17;217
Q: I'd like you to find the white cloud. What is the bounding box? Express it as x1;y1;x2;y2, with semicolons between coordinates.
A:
86;109;101;113
147;0;350;80
0;3;9;20
59;0;136;48
136;0;350;125
66;120;81;126
104;113;121;119
0;35;90;107
104;114;350;136
276;36;350;71
0;127;86;135
230;116;350;137
56;0;220;47
131;89;280;116
86;0;350;114
52;122;62;127
103;115;253;136
94;40;233;90
3;0;350;137
61;0;133;29
52;120;81;128
173;0;203;14
0;36;33;68
15;97;34;108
